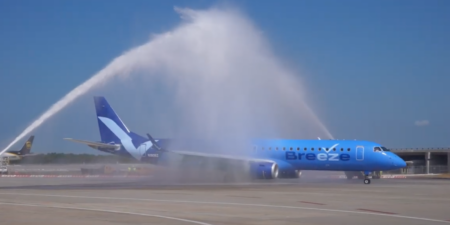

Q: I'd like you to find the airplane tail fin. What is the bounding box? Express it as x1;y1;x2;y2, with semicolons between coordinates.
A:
19;135;34;155
93;96;161;162
93;96;148;145
94;96;132;143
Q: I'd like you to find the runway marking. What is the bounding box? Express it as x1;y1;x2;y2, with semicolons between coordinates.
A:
153;192;193;195
357;208;397;215
227;195;260;199
0;192;449;224
298;201;326;205
0;202;213;225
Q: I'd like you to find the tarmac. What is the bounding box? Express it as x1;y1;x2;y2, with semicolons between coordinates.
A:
0;174;449;225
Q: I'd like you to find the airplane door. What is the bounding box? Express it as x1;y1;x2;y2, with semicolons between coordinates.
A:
356;146;364;161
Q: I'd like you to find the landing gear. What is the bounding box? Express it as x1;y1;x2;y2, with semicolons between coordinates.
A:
363;171;372;185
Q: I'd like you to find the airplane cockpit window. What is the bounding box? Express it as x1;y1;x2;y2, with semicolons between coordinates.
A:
381;146;390;151
373;147;382;152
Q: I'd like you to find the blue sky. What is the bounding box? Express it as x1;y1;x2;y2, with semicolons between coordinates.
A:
0;0;449;153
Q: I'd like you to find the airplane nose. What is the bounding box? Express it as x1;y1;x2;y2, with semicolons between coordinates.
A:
392;155;406;168
385;152;406;169
398;158;407;168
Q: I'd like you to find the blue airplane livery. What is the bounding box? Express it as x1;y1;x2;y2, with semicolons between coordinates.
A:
64;96;407;184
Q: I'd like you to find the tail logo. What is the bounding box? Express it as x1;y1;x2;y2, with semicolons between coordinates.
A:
98;116;154;160
25;141;31;149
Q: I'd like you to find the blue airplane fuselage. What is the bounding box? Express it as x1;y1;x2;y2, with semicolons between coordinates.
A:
110;137;405;173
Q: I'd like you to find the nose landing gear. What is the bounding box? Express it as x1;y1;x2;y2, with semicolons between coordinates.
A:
363;171;372;185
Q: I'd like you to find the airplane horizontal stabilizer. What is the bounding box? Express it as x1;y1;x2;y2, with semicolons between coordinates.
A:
63;138;121;151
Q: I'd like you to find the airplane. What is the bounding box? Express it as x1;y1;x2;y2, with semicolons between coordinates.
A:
1;135;36;162
64;96;407;184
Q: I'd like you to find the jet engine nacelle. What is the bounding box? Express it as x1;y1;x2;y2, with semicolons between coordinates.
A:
249;162;279;179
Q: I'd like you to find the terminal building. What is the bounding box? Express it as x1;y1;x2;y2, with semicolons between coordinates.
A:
390;148;450;174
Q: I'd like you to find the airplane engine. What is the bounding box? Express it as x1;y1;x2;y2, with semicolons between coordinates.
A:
249;162;279;179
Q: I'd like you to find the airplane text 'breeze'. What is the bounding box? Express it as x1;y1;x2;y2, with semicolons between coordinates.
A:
285;152;350;161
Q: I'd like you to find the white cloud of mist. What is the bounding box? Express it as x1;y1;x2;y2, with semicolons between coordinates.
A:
107;6;334;142
1;6;333;156
414;120;429;127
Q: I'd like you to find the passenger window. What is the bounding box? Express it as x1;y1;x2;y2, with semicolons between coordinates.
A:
268;147;271;150
311;148;314;151
340;148;343;151
347;148;350;151
283;147;286;151
290;147;293;151
261;147;264;150
297;147;300;151
333;148;336;151
318;148;322;151
276;147;278;150
326;148;329;151
304;148;307;151
374;147;382;152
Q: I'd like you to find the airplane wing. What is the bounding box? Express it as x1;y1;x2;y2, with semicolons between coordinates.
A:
163;149;276;164
19;153;43;157
64;138;121;151
145;134;275;164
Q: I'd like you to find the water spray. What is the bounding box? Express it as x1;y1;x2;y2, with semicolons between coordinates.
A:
0;6;333;155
